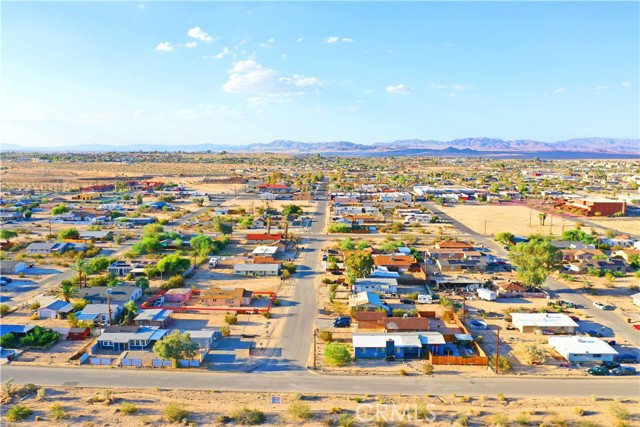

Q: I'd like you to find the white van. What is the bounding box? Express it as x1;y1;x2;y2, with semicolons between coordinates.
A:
209;257;219;268
417;294;432;304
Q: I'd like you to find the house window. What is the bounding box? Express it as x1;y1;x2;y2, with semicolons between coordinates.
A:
593;354;601;358
102;341;113;347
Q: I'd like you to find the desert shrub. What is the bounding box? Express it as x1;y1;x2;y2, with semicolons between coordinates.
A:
422;362;434;374
337;413;355;427
6;404;32;422
50;403;66;420
225;313;238;325
163;403;190;423
491;413;509;427
319;330;333;343
220;325;231;337
609;402;630;420
329;407;343;414
120;402;138;415
289;401;312;420
324;342;351;366
0;304;10;316
232;407;266;425
514;412;530;425
399;368;408;376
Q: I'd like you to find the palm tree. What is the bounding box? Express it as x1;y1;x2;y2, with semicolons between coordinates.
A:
538;212;547;226
71;259;88;288
58;280;78;303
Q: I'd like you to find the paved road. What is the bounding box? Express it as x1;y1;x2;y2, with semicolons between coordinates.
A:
255;200;328;371
2;365;638;398
429;204;640;347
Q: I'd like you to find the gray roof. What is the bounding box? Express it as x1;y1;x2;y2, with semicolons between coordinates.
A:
233;263;280;272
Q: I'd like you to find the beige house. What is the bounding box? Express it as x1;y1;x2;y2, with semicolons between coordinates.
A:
200;287;253;307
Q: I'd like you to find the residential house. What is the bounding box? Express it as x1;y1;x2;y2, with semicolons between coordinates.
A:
434;241;474;251
97;326;169;352
78;285;143;304
233;263;280;276
353;278;398;295
77;230;113;241
355;312;387;330
436;259;488;273
36;297;74;319
252;246;279;256
495;281;527;298
182;330;218;351
352;332;445;359
134;309;173;328
108;261;134;276
164;288;193;303
383;317;429;333
600;234;637;248
550;241;596;250
560;249;605;262
245;233;282;244
200;287;253;307
567;259;627;274
349;291;391;313
548;336;618;362
68;327;91;340
76;304;123;324
373;255;416;272
612;249;640;263
0;260;27;275
256;183;291;193
510;313;578;334
0;324;35;341
26;242;71;255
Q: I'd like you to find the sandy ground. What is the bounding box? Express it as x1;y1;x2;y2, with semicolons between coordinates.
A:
576;217;640;236
440;203;591;238
1;385;638;426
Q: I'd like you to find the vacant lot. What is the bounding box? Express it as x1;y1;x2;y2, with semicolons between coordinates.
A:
1;386;637;426
440;204;591;237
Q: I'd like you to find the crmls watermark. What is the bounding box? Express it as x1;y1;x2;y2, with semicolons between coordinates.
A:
355;403;437;423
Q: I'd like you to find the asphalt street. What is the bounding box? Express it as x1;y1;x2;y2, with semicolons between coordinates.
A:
2;365;638;398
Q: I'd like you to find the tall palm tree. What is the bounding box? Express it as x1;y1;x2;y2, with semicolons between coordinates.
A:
538;212;547;226
58;280;78;303
71;259;88;288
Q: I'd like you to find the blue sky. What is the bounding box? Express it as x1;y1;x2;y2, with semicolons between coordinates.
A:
2;1;638;147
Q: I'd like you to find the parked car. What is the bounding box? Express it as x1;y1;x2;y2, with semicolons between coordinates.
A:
600;361;621;370
611;366;637;376
380;300;389;306
593;301;607;310
386;293;399;299
333;316;351;328
568;316;580;322
400;298;416;305
614;353;639;363
0;276;13;283
330;271;342;276
586;330;604;338
587;366;609;376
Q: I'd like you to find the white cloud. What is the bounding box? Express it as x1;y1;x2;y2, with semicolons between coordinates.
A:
342;37;354;43
297;37;304;43
188;26;213;43
223;59;280;93
430;83;473;91
323;36;353;44
385;84;411;95
155;42;174;52
595;85;608;91
138;4;145;10
543;87;566;96
222;59;321;94
281;53;287;59
213;47;231;60
621;81;633;89
184;41;197;48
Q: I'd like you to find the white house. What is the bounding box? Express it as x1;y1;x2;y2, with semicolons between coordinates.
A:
510;313;578;334
233;263;280;276
599;235;637;248
631;292;640;308
548;336;618;362
77;304;123;324
35;297;74;319
353;278;398;295
0;261;27;275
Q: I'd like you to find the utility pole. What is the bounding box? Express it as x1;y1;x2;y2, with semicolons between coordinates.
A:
484;219;487;235
495;328;500;374
48;219;52;237
313;328;318;370
107;289;113;326
549;215;553;236
529;210;532;227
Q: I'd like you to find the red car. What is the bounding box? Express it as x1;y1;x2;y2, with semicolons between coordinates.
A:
633;325;640;331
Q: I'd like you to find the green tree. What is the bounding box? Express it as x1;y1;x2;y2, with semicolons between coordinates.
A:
135;276;150;290
121;300;139;325
86;256;112;274
156;254;191;277
344;252;374;281
142;223;164;236
190;233;216;256
340;238;357;251
192;197;205;207
51;204;69;215
212;216;233;235
561;228;597;245
604;229;617;239
509;240;562;288
57;280;78;302
130;235;162;255
135;194;143;205
0;229;18;242
152;331;199;368
495;232;515;245
58;228;80;240
324;342;352;366
538;212;547;226
282;204;303;217
23;209;32;219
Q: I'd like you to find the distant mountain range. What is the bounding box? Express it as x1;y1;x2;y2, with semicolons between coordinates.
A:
1;137;638;157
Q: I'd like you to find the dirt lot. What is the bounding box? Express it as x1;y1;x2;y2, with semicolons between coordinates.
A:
1;385;638;426
439;203;595;238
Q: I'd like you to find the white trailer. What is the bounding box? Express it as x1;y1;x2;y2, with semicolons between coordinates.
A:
477;288;497;301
